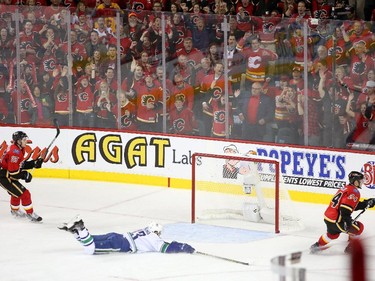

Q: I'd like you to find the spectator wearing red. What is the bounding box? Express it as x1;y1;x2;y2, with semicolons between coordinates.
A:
53;66;70;126
290;0;311;24
325;25;351;69
333;66;353;98
200;62;236;136
116;90;137;131
235;5;255;33
237;34;278;87
236;0;255;17
10;80;36;124
238;81;275;141
128;0;153;15
311;0;331;20
169;94;199;135
94;80;117;129
124;12;145;42
289;65;304;92
44;0;65;22
274;85;300;144
170;73;195;112
346;40;374;93
286;24;313;67
346;89;373;145
19;20;40;62
60;30;87;77
71;11;91;44
0;28;14;64
108;25;132;65
278;0;297;18
348;20;374;50
176;37;204;70
167;13;191;60
154;66;173;101
74;75;95;128
135;74;163;132
169;54;195;86
207;93;234;138
95;66;117;91
121;63;145;103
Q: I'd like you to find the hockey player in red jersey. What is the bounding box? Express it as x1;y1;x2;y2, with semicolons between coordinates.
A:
0;131;43;222
310;171;375;253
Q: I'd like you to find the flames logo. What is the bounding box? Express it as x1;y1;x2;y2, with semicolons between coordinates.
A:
20;41;32;50
43;58;56;71
20;98;32;112
141;95;155;106
63;0;71;8
121;115;132;128
57;92;68;102
248;55;262;69
262;22;275;34
328;46;344;59
314;9;328;19
173;118;185;132
176;30;184;46
132;2;145;11
212;87;223;99
191;15;200;26
79;91;89;101
352;62;366;75
214;110;225;123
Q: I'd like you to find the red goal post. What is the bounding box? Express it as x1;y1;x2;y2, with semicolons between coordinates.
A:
191;152;281;233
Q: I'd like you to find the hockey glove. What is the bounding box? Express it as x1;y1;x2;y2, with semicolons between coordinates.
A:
365;198;375;208
34;158;43;169
180;243;195;254
21;171;32;183
165;241;195;254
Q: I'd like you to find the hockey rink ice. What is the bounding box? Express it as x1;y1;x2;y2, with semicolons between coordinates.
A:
0;178;374;281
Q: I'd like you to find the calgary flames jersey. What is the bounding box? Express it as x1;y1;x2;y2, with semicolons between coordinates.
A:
324;184;360;223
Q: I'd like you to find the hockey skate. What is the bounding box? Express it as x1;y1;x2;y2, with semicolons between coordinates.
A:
310;242;330;254
11;209;26;218
26;212;43;222
310;242;321;254
58;215;84;233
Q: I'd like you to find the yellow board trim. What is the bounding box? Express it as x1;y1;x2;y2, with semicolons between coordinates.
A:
32;169;370;207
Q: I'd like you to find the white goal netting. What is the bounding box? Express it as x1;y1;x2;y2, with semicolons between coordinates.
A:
192;152;303;233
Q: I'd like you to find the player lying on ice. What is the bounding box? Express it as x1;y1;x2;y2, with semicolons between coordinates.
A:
58;216;196;255
310;171;375;254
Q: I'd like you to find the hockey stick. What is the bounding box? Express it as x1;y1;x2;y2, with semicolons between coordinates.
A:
195;251;250;266
41;118;60;160
352;207;367;223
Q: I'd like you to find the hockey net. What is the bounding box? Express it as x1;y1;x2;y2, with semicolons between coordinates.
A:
191;152;302;233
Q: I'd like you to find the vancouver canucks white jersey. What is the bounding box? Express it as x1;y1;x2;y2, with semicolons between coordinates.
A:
124;227;165;253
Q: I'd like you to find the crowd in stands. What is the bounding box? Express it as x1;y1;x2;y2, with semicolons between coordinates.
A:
0;0;374;150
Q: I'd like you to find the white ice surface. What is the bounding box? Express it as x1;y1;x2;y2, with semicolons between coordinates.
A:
0;178;374;281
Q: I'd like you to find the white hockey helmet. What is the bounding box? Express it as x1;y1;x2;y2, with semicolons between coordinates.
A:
148;221;163;236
